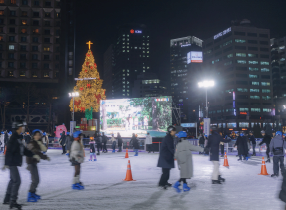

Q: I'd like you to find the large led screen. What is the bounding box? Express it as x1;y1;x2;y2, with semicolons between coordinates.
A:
187;51;203;64
100;96;172;137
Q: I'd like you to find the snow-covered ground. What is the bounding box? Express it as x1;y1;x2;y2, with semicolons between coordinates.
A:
0;149;285;210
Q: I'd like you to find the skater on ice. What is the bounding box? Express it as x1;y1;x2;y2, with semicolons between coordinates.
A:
117;132;123;152
89;137;97;161
259;130;271;163
26;129;50;202
234;132;248;161
173;131;204;193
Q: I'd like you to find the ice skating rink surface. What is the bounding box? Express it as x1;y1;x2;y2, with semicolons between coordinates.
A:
0;149;284;210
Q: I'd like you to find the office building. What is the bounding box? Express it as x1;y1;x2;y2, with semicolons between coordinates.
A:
170;36;203;121
103;44;113;99
104;24;150;99
0;0;61;83
202;19;273;132
132;73;167;98
270;37;286;131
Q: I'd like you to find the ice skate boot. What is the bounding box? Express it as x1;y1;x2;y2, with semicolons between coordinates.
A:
66;153;69;156
10;200;22;210
77;182;84;190
173;181;181;193
183;183;191;192
72;184;81;190
237;158;242;161
266;158;271;163
3;193;10;204
251;153;256;156
94;159;97;161
218;175;225;182
212;180;221;184
271;174;278;177
27;192;37;202
166;182;172;187
33;193;41;200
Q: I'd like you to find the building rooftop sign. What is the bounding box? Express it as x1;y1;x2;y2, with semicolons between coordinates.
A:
181;44;192;47
130;29;142;34
214;27;231;40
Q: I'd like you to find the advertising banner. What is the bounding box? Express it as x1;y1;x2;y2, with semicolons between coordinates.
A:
70;121;76;134
187;51;203;64
203;118;210;137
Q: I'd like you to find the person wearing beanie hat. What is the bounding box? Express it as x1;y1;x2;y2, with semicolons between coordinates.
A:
70;131;85;190
173;131;204;193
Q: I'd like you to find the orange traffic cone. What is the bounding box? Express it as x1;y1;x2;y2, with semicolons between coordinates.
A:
125;148;129;158
3;146;6;155
258;157;269;175
123;160;136;181
223;152;229;167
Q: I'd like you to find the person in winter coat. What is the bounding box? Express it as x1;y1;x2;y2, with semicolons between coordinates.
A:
70;131;85;190
198;134;205;154
145;133;153;153
269;131;286;177
4;131;9;149
89;137;97;161
3;121;35;209
117;132;123;152
41;132;49;154
65;132;73;156
259;130;271;163
173;131;204;193
130;133;140;156
205;128;231;184
249;131;256;156
102;132;108;153
111;134;116;153
24;132;31;145
26;129;50;202
59;131;66;154
95;133;102;155
157;126;176;189
234;133;248;161
203;135;209;155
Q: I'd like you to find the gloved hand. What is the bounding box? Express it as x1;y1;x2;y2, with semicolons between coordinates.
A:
47;157;51;161
2;165;9;171
33;155;40;161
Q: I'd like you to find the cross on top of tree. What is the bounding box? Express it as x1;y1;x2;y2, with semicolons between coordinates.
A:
86;41;93;50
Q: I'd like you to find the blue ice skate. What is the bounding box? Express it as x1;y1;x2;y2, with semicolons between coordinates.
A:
173;181;181;193
72;184;82;190
94;159;97;161
66;153;69;156
33;193;41;199
112;150;115;153
183;183;191;192
89;159;92;161
77;183;85;190
27;192;38;202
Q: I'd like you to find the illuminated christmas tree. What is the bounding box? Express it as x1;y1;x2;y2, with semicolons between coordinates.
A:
69;41;106;120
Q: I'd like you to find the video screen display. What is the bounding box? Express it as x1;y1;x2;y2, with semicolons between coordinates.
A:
100;96;172;137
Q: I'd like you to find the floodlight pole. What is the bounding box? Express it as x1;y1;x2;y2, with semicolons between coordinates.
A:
73;97;75;121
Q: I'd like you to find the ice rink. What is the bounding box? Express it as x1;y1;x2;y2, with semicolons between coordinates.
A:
0;149;285;210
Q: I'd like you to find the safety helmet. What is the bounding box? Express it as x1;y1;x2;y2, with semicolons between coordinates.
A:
1;131;4;134
175;131;187;138
204;134;207;137
73;130;82;138
26;132;30;135
12;121;27;129
276;131;282;136
90;137;94;140
66;132;70;135
167;125;176;133
240;133;244;136
43;132;46;136
32;129;43;136
261;130;265;134
9;131;12;135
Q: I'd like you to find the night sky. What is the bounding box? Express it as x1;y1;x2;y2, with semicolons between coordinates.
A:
75;0;286;81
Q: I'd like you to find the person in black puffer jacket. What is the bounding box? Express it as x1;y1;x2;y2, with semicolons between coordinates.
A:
59;131;66;154
117;133;123;152
199;134;205;154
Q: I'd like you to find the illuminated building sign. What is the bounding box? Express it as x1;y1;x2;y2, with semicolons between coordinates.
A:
187;51;203;64
130;29;142;34
181;44;191;47
240;112;247;115
214;27;231;40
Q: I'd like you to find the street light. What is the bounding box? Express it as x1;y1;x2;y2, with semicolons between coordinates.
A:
68;92;79;121
198;80;214;118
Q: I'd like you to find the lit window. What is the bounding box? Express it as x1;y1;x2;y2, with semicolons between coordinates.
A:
261;68;269;72
251;108;260;112
249;74;258;78
21;29;27;33
251;82;259;86
33;29;39;34
9;45;14;50
262;96;271;100
262;89;270;93
260;61;269;65
0;11;4;15
235;39;246;43
236;53;246;57
250;95;260;100
44;72;49;77
227;53;233;58
248;53;257;57
20;71;26;77
11;0;16;4
248;61;258;65
22;20;27;25
237;60;246;64
44;47;50;51
261;82;270;86
250;89;259;92
122;50;125;52
249;67;258;71
239;108;249;111
263;108;272;112
122;46;125;48
237;88;248;92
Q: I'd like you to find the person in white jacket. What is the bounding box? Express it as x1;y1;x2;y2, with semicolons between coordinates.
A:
173;131;204;193
145;133;153;153
70;131;85;190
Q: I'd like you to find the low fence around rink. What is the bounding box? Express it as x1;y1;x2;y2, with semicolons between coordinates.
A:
47;137;266;154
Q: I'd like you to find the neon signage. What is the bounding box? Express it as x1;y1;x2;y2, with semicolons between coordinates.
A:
130;29;142;34
181;44;191;47
214;27;231;40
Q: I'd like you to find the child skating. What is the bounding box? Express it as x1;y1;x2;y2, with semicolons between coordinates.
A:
89;137;97;161
173;131;204;193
